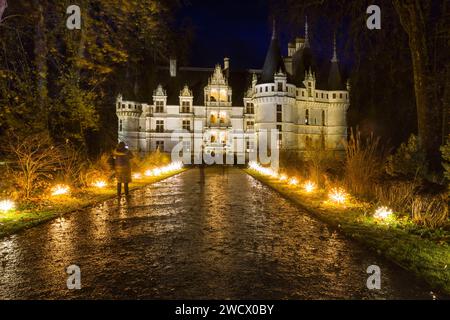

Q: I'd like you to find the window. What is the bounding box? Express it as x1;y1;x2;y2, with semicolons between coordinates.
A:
210;113;217;124
278;83;283;92
182;120;191;131
276;104;282;122
302;91;305;97
156;120;164;132
119;120;123;132
305;109;309;125
246;103;254;114
246;139;254;151
265;86;268;92
181;101;190;113
340;93;343;99
272;86;275;91
333;93;336;99
308;88;312;97
155;101;164;113
322;110;326;126
277;124;282;143
156;140;164;151
246;121;254;130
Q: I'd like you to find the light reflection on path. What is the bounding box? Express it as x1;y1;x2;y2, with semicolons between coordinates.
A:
0;167;437;299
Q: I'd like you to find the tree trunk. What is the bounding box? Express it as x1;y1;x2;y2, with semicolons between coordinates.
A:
393;0;443;170
33;0;49;127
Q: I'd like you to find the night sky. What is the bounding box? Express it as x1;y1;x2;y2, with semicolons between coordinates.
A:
180;0;273;70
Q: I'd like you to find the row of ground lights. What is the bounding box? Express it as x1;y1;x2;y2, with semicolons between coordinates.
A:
0;162;184;214
248;162;393;221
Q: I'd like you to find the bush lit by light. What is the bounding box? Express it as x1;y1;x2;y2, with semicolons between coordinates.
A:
374;206;393;220
133;173;142;179
329;188;347;204
0;200;15;213
304;181;316;193
279;174;287;181
288;178;298;186
93;180;107;188
51;185;70;196
144;169;153;177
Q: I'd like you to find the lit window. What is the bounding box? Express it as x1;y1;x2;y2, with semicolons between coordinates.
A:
305;109;309;125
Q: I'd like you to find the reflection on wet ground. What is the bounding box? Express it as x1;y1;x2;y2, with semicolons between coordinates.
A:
0;167;436;299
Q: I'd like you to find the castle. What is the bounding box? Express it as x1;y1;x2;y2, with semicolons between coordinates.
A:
116;21;349;162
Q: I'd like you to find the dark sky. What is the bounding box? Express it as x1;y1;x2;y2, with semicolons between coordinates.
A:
179;0;273;70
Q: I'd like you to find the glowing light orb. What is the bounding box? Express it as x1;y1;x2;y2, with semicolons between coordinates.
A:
329;188;347;204
304;181;316;193
93;180;107;188
144;169;153;177
0;200;15;212
288;178;299;186
279;174;287;181
133;173;142;179
374;206;393;220
51;185;70;196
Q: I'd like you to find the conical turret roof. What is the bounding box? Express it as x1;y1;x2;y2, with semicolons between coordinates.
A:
259;21;286;84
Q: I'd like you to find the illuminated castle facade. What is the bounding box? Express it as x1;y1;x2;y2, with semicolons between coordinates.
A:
116;21;349;160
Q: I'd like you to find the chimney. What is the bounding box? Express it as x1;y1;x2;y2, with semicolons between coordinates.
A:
170;58;177;77
224;57;230;70
224;57;230;78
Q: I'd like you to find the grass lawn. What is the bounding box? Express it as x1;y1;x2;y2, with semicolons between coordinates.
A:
245;168;450;296
0;169;187;239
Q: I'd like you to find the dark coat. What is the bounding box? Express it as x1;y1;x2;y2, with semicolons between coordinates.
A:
113;147;133;183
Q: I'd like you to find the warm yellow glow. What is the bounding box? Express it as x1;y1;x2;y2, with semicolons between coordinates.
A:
93;180;107;188
0;200;15;212
279;174;287;181
329;188;347;204
51;185;70;196
288;178;299;186
143;162;183;178
144;169;153;177
133;173;142;179
304;181;316;193
248;162;277;177
374;206;393;220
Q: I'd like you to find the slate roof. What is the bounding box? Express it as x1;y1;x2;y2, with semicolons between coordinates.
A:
124;66;260;107
259;32;287;84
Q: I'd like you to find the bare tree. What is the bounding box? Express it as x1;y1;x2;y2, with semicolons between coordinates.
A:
3;132;62;199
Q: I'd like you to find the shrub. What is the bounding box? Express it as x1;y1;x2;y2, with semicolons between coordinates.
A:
386;134;427;179
411;193;448;229
2;131;62;199
304;141;339;188
344;129;385;198
134;149;170;171
81;153;114;187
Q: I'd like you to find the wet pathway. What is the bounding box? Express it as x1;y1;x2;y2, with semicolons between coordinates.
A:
0;167;435;299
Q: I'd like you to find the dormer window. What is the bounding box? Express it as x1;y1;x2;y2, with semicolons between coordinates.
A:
181;101;191;113
278;83;283;91
155;101;164;113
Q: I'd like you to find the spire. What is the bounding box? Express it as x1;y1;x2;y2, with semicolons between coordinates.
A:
331;33;338;62
259;19;286;84
304;16;310;47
